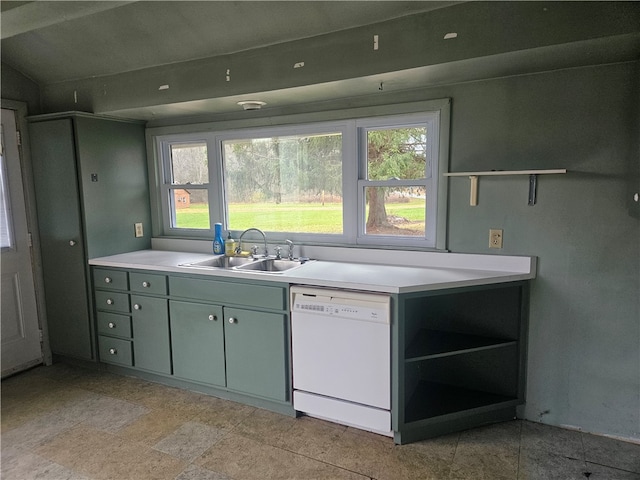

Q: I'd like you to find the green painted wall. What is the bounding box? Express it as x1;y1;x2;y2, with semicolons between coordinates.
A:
440;62;639;439
1;61;41;114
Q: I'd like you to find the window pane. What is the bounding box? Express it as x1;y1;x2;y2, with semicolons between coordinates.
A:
364;186;425;237
367;127;427;180
0;155;13;248
223;133;343;233
171;188;210;229
170;143;208;184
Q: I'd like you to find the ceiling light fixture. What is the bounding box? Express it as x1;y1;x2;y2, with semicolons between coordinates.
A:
237;100;267;110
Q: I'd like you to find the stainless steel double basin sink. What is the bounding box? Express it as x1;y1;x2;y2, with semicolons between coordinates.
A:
180;255;313;274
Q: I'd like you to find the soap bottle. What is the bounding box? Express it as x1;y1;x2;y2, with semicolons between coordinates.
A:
213;223;224;254
225;232;236;256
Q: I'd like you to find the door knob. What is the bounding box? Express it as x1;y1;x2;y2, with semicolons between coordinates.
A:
228;317;236;324
69;240;77;246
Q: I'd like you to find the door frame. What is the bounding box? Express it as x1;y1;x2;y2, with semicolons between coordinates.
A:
2;99;52;368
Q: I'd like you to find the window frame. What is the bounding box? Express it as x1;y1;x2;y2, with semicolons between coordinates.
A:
356;112;440;247
150;99;450;250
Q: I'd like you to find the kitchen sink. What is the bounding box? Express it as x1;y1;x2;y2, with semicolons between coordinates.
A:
180;255;314;273
181;256;258;269
236;258;311;273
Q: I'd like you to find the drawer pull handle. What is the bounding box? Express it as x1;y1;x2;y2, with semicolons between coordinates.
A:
106;299;114;305
108;348;117;355
104;277;112;284
228;317;236;324
108;322;116;329
142;281;150;288
133;304;141;310
209;314;217;321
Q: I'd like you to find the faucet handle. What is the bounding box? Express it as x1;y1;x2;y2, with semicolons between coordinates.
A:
285;239;294;260
250;245;259;256
274;245;282;259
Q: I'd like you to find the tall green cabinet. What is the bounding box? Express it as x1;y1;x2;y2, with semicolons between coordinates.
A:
29;113;151;360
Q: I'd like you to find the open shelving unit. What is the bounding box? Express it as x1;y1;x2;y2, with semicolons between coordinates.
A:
393;281;529;444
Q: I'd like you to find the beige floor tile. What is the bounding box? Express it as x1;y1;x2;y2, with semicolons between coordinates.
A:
1;447;90;480
518;449;587;480
316;427;452;480
1;378;91;433
190;394;256;430
153;420;226;461
77;393;150;433
117;408;194;446
583;433;640;474
36;424;185;480
449;421;521;480
175;463;232;480
197;432;369;480
585;461;640;480
520;420;584;460
268;415;347;458
1;403;88;451
230;407;298;444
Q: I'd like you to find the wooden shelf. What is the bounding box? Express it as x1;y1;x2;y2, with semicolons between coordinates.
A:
405;329;515;362
443;168;567;206
404;381;517;423
443;169;567;177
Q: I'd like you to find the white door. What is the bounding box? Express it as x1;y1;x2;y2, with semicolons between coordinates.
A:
1;108;42;377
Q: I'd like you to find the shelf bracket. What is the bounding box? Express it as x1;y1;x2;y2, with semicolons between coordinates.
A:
528;174;537;206
444;169;566;207
469;175;478;207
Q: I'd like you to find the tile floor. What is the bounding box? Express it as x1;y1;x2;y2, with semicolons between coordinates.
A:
2;362;639;480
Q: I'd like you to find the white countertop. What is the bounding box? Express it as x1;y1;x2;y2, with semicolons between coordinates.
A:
89;250;536;294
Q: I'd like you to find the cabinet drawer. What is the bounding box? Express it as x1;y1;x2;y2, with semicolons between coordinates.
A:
94;268;128;291
130;272;167;295
95;291;130;314
98;335;133;366
169;276;286;310
97;311;132;339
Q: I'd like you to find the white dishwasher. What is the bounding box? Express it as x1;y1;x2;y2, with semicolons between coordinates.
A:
290;286;392;436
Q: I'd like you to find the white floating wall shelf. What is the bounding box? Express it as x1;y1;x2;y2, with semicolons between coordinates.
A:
444;169;567;206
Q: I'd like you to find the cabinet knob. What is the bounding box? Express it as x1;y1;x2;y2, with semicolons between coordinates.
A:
228;317;236;324
142;281;150;288
69;240;77;246
106;298;114;305
104;277;112;284
133;304;141;310
108;322;116;329
108;348;117;355
209;314;217;321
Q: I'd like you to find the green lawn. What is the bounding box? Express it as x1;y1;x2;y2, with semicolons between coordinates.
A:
175;199;425;233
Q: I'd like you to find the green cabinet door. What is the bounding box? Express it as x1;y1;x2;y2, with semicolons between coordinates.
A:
29;119;92;359
170;301;225;386
131;295;171;374
224;307;288;402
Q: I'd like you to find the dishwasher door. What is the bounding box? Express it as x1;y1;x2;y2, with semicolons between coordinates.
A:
291;286;391;433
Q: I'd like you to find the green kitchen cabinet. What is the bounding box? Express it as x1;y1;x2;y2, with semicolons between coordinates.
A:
224;307;288;402
29;114;151;360
392;282;529;444
131;294;171;374
170;300;225;386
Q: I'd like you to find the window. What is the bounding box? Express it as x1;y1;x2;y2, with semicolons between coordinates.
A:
0;153;13;249
222;131;343;234
154;100;449;248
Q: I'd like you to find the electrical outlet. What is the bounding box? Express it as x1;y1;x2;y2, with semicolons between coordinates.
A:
489;229;503;249
134;223;144;238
